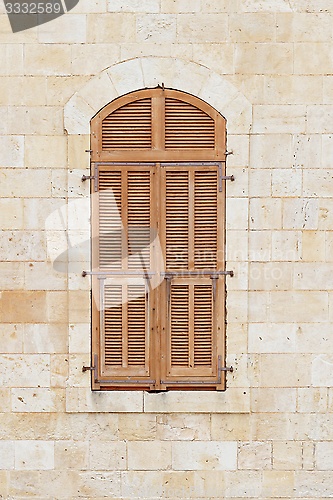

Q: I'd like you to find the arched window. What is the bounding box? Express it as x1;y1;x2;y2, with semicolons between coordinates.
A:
89;88;230;391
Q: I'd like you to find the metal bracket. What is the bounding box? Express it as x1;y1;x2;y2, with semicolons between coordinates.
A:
221;175;235;182
81;175;96;181
82;365;95;372
225;150;234;156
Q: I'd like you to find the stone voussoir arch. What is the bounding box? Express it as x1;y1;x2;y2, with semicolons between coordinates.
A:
64;57;252;136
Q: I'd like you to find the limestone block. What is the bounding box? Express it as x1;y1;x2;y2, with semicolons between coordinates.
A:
269;291;328;323
121;471;163;498
25;136;67;168
227;168;248;197
46;291;69;324
293;134;321;169
177;14;228;43
68;170;90;198
0;354;50;388
259;353;312;387
226;135;250;168
248;291;269;322
314;443;333;471
121;42;193;61
272;230;302;261
235;43;293;75
250;134;292;169
227;74;266;105
224;470;261;497
0;76;47;106
293;263;333;290
0;136;24;166
249;262;293;291
0;441;14;469
128;441;172;470
226;198;248;229
68;354;91;388
202;0;242;12
249;169;271;197
227;322;248;355
8;106;63;135
283;199;319;230
321;134;333;169
163;470;204;498
262;470;295;497
11;388;65;412
251;388;297;412
295;323;333;354
238;441;272;470
24;262;67;291
193;43;235;75
9;470;79;498
156;415;210;441
38;14;86;44
55;441;89;470
15;441;54;470
304;170;333;197
250;198;282;230
69;323;91;354
323;77;333;104
248;323;296;353
68;290;90;323
23;324;68;354
0;262;24;290
273;441;303;470
295;471;333;497
211;414;251;441
24;199;67;230
51;354;69;388
74;0;107;12
222;93;253;134
227;291;248;322
68;135;90;170
0;13;37;43
51;169;68;198
227;230;248;262
76;471;122;497
302;231;324;262
0;230;46;262
251;414;292;440
297;387;328;413
294;43;333;74
241;0;293;11
144;389;250;413
89;441;126;470
226;262;248;291
272;168;302;197
46;75;91;106
278;13;332;42
64;94;95;135
118;414;157;440
249;230;271;261
79;72;118;114
229;13;275;42
0;291;48;324
137;14;177;42
172;441;237;470
266;75;323;105
325;231;333;261
312;355;333;387
0;45;24;76
72;43;120;76
161;0;201;12
0;325;23;354
66;388;143;412
24;44;71;76
87;13;136;43
318;200;333;230
253;105;306;134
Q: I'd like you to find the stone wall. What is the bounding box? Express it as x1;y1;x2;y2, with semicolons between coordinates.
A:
0;0;333;498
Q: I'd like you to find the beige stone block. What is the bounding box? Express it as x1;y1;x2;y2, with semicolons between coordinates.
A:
293;263;333;290
10;470;80;498
0;198;24;230
118;414;157;440
319;200;333;230
192;43;234;75
0;230;46;262
253;105;306;134
226;262;248;291
0;76;47;106
293;134;321;169
38;14;86;43
248;291;269;322
55;441;89;470
50;354;69;388
315;442;333;471
229;13;275;42
262;470;295;497
69;413;119;441
66;388;143;412
250;262;293;291
87;13;136;43
321;134;333;169
0;107;7;134
0;291;47;323
121;42;193;62
163;470;206;498
295;471;333;497
72;43;120;76
312;355;333;387
270;291;328;322
295;43;333;74
89;441;126;470
52;169;68;198
74;0;107;12
121;471;163;498
0;262;24;290
325;231;333;261
251;413;292;440
144;389;250;413
68;291;90;323
227;168;248;197
46;75;90;106
295;323;333;354
23;324;68;354
323;76;333;104
227;230;248;262
250;134;292;169
283;199;319;229
107;0;159;11
161;0;200;12
201;0;241;11
64;94;95;135
297;387;328;413
265;75;323;105
225;470;261;497
24;262;67;291
177;14;228;42
68;169;91;198
226;198;248;230
0;354;50;388
24;44;71;76
250;198;282;230
251;388;297;412
15;441;54;470
211;414;251;441
221;92;253;135
46;291;68;324
9;471;41;497
172;441;237;471
248;323;296;353
156;415;210;441
0;45;24;75
79;71;118;114
227;322;248;354
249;169;271;197
235;43;293;74
68;135;90;170
24;199;66;230
227;74;265;105
25;136;67;168
273;441;303;470
241;0;292;11
304;169;333;197
12;388;65;413
259;353;311;387
227;291;248;322
0;441;14;469
68;354;91;388
272;168;302;197
226;135;250;168
302;231;325;261
249;230;271;261
69;323;90;354
238;441;272;470
277;13;332;42
128;441;171;470
272;230;302;261
8;106;63;135
78;471;122;497
0;136;24;166
0;388;11;412
137;14;176;42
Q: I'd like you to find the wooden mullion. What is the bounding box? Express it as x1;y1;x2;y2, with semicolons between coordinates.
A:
121;170;128;271
122;285;128;368
188;169;195;271
189;283;194;369
152;91;165;151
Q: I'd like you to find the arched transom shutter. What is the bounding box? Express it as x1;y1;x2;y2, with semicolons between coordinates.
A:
90;88;228;391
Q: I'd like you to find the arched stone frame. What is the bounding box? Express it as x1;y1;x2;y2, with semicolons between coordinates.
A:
64;57;252;412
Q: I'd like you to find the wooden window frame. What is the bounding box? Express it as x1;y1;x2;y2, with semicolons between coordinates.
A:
89;88;228;392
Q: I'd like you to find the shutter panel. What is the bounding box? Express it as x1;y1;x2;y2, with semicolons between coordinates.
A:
102;98;152;150
165;98;215;149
